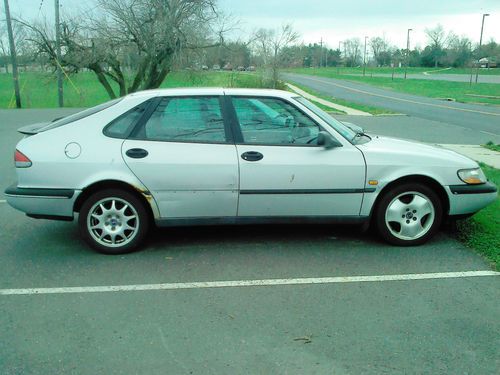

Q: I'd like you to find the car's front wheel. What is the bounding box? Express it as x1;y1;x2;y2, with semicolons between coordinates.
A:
78;189;149;254
375;183;443;246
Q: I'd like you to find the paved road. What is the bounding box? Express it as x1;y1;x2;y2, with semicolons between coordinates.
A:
336;115;500;145
346;72;500;84
283;73;500;141
1;109;499;374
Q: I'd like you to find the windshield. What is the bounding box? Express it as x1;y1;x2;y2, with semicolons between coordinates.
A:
39;98;123;132
293;96;356;141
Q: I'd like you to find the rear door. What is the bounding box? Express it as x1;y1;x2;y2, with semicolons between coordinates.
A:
229;96;366;217
122;95;239;219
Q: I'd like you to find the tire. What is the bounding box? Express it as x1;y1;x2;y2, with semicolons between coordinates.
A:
78;189;149;254
375;183;443;246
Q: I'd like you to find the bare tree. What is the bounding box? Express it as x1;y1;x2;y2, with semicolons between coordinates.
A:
425;24;448;67
0;18;31;72
369;36;391;66
254;24;299;88
343;38;361;67
444;33;472;67
22;0;227;99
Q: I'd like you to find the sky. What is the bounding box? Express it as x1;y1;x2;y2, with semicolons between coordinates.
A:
6;0;500;50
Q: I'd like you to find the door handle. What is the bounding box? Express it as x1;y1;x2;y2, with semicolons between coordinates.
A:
126;148;149;159
241;151;263;162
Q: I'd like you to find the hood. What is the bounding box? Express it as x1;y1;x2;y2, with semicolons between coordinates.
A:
357;135;478;168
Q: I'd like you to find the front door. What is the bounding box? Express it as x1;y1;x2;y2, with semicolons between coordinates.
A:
229;96;366;217
122;95;239;219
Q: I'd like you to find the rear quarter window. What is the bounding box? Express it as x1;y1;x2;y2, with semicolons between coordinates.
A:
103;100;152;139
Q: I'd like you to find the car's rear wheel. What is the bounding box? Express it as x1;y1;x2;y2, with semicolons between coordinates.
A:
375;183;442;246
78;189;149;254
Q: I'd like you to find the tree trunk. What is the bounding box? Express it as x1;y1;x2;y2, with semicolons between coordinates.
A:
90;64;117;99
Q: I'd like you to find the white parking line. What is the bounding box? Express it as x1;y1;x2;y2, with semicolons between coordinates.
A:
1;271;497;296
0;200;6;203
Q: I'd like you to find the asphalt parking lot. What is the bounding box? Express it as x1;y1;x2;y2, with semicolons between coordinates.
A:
1;109;499;374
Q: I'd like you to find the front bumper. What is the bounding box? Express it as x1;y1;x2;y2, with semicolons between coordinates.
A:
446;181;497;216
4;184;80;220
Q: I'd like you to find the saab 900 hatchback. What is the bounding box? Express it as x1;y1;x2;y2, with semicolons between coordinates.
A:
5;89;497;254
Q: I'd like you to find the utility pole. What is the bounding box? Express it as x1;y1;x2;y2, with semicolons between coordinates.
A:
343;42;346;67
55;0;63;107
475;13;489;84
3;0;21;108
319;37;323;68
404;28;412;79
363;36;368;77
469;41;474;86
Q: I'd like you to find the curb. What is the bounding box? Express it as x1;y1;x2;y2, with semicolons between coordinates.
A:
439;144;500;169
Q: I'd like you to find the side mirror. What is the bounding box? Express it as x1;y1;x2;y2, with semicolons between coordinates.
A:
317;131;342;149
342;121;364;134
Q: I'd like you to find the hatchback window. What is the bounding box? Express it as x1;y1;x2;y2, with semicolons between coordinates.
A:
143;97;226;143
232;97;320;145
40;98;123;132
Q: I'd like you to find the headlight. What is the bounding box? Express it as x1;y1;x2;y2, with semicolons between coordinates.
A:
457;168;487;184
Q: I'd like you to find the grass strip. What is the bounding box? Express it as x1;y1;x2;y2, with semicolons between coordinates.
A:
482;142;500;152
452;164;499;270
287;68;500;106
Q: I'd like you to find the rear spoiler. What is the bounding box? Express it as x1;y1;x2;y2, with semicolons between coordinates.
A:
17;122;52;135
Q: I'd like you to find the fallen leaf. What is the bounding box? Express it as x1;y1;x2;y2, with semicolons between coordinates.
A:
293;335;312;344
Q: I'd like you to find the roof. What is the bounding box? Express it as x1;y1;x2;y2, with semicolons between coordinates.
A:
126;87;297;99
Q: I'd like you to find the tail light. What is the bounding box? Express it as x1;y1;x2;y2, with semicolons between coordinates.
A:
15;149;32;168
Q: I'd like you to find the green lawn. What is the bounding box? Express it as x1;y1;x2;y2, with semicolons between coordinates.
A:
0;71;276;109
288;82;395;115
453;164;500;270
288;67;500;105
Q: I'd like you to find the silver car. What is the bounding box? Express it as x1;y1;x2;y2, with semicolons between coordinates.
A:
5;88;497;254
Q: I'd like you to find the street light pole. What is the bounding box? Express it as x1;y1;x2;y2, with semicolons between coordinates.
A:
475;13;489;84
3;0;21;108
363;36;368;77
404;28;412;79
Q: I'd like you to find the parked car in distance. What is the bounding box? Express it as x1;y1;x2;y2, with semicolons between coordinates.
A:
246;66;256;71
212;64;220;70
237;66;245;71
5;88;497;254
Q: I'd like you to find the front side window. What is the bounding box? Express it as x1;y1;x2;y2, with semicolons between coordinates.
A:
142;96;226;143
232;97;320;145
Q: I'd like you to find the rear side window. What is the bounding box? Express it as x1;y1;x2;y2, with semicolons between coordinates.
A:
139;96;226;143
104;100;151;138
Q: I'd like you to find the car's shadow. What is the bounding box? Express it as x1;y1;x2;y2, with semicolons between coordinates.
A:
4;210;461;261
146;223;381;251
